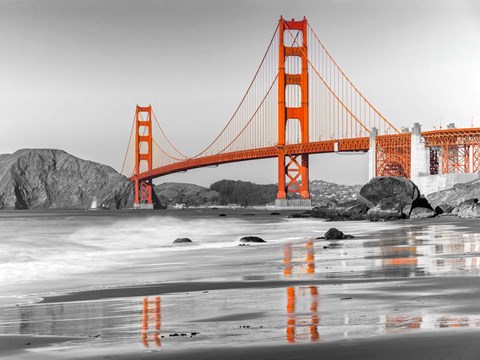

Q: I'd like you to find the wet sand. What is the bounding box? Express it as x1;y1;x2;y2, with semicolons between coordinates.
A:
75;331;480;360
0;335;83;357
4;215;480;359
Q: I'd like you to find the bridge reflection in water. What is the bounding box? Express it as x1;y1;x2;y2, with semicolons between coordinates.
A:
284;240;319;343
6;230;480;352
141;296;161;347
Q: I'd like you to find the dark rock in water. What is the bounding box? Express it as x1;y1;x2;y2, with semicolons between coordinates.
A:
239;236;266;243
322;228;354;240
288;211;311;218
409;207;435;219
270;212;281;215
311;201;368;221
453;199;480;218
0;149;136;209
360;177;420;221
173;238;193;244
435;204;455;215
218;213;227;217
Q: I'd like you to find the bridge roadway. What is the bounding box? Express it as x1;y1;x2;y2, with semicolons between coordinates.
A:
131;137;370;181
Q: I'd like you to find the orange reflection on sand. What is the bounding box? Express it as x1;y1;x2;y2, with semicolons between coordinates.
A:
385;314;480;332
283;243;292;277
142;296;161;347
286;286;319;343
385;315;422;332
306;240;315;274
283;240;315;277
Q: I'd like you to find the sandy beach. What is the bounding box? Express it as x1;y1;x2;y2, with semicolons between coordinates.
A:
2;211;480;359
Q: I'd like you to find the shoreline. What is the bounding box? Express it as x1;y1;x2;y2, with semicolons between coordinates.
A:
4;214;480;359
104;330;480;360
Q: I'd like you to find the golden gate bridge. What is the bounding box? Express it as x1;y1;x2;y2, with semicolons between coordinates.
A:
122;17;480;208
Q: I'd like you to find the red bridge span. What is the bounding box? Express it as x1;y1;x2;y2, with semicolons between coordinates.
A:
122;17;480;208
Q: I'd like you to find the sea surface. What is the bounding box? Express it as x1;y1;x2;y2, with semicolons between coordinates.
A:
1;209;480;358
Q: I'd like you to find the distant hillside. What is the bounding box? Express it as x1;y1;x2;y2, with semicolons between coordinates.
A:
210;180;277;206
154;182;218;207
0;149;133;209
0;148;363;210
310;180;361;205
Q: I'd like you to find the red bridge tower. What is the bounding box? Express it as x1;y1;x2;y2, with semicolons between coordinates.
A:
133;105;154;209
277;17;310;204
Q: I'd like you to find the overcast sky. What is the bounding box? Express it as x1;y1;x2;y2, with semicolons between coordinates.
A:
1;0;479;186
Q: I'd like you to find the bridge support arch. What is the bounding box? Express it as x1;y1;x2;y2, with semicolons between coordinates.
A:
277;17;311;205
134;105;154;209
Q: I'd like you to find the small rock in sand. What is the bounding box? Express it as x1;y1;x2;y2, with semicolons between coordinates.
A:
319;228;354;240
173;238;193;244
239;236;266;243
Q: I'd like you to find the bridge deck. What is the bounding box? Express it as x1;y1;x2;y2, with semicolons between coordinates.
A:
132;137;370;181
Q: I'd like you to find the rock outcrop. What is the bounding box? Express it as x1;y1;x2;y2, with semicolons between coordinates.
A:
427;179;480;209
409;207;435;219
311;201;369;221
239;236;266;243
452;199;480;218
360;177;421;221
0;149;134;209
318;228;354;240
173;238;193;244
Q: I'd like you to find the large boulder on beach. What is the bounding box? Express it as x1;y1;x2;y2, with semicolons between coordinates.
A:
452;199;480;218
366;206;403;222
360;176;420;209
409;207;435;219
435;204;455;215
311;201;369;221
239;236;266;243
360;177;420;220
319;228;354;240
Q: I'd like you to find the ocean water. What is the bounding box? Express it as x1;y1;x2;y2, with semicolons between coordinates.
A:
2;210;480;304
0;209;398;305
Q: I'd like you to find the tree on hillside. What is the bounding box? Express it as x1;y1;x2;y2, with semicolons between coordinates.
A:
210;180;277;206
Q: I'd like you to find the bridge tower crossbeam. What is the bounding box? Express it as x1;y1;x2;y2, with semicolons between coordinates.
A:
277;17;310;201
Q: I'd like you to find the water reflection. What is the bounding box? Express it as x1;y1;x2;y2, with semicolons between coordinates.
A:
284;240;318;343
141;297;161;347
286;286;319;343
283;240;315;277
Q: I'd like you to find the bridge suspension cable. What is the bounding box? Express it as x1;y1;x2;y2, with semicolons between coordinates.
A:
307;23;399;136
189;24;281;158
123;17;402;180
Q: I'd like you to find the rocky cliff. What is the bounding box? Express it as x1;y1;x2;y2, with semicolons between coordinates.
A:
0;149;134;209
427;179;480;209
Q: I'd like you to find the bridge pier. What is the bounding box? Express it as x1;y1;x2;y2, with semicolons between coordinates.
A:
275;198;312;209
410;122;429;183
368;127;378;180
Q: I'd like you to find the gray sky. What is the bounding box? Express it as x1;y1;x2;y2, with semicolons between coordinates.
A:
1;0;479;186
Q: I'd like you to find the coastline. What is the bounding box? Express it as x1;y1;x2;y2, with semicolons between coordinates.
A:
4;214;480;359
